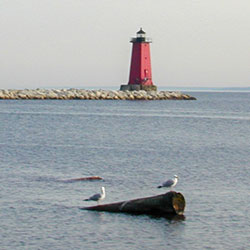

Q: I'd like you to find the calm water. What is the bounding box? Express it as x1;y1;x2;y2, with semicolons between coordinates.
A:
0;92;249;249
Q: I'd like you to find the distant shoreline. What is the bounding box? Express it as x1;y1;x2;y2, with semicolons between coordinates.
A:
0;89;196;100
21;86;250;93
162;87;250;92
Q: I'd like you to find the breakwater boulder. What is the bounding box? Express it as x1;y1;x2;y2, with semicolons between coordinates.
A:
0;89;196;100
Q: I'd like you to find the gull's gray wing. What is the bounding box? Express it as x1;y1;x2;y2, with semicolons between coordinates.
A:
89;193;101;201
162;179;174;187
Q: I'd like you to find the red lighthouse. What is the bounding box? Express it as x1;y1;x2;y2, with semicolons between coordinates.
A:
120;28;157;91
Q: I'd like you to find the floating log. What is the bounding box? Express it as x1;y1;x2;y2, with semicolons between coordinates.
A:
82;191;185;216
61;176;102;183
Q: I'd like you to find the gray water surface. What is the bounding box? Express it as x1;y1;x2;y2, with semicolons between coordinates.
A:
0;92;249;249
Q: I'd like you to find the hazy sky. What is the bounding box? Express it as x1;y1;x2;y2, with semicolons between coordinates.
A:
1;0;249;89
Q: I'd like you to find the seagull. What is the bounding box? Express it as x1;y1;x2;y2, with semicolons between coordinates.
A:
84;187;106;204
157;175;179;189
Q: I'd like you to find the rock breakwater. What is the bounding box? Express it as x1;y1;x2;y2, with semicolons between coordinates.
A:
0;89;196;100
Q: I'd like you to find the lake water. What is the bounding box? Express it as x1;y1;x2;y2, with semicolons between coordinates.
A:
0;92;249;249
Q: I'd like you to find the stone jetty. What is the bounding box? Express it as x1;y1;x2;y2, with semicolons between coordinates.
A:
0;89;196;100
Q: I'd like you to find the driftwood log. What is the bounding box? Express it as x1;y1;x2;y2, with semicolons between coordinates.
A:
60;176;102;183
82;191;185;216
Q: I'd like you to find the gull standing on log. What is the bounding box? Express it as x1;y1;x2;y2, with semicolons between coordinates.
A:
157;175;179;190
84;187;106;204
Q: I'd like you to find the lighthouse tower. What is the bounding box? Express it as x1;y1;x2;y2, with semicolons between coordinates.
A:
120;28;157;91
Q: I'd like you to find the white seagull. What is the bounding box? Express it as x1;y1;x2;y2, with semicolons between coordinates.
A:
157;175;179;189
84;187;106;204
